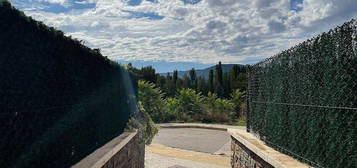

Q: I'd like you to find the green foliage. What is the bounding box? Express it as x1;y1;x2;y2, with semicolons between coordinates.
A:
231;89;245;118
130;66;156;83
129;62;248;99
175;89;204;121
126;103;158;145
138;80;168;122
164;97;180;121
202;92;235;122
208;69;214;93
214;62;224;97
138;80;246;123
248;19;357;168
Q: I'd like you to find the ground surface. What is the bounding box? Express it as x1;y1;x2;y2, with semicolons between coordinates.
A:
145;124;245;168
152;128;231;153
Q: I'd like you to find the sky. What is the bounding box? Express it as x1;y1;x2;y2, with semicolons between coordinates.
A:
9;0;357;73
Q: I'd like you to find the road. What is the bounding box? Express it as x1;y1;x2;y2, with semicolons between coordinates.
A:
145;125;245;168
152;128;230;154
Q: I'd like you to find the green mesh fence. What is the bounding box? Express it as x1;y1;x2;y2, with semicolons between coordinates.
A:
247;19;357;168
0;1;137;167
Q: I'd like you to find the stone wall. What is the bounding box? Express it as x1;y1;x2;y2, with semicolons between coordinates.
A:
72;131;144;168
228;129;309;168
231;137;273;168
102;132;144;168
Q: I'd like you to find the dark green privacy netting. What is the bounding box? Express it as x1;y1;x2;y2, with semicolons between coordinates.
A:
0;1;137;167
247;19;357;168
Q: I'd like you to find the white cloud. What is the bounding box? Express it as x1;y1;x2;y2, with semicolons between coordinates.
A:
37;0;68;5
10;0;357;64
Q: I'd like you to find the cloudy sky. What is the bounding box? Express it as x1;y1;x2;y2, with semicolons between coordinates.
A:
9;0;357;72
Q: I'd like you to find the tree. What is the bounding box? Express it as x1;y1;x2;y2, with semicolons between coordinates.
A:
197;76;207;95
223;72;232;97
138;80;168;122
173;70;178;88
232;65;239;78
208;69;214;93
215;61;224;97
140;66;156;83
202;92;234;122
182;74;190;89
189;68;197;90
175;88;204;121
230;89;245;119
164;73;175;97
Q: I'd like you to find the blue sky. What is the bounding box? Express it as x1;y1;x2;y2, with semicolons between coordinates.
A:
9;0;357;72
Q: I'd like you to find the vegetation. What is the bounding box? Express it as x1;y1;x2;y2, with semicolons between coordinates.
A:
129;62;248;98
125;102;158;145
138;80;246;124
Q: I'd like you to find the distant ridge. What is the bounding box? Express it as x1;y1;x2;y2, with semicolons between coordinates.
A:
160;64;246;79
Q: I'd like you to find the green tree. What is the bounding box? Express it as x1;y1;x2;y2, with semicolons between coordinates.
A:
215;61;224;97
232;65;239;78
208;69;214;93
173;70;178;88
182;75;190;88
202;93;234;122
140;66;156;83
175;88;204;121
164;97;180;121
230;89;245;119
197;76;207;95
138;80;168;122
189;68;197;90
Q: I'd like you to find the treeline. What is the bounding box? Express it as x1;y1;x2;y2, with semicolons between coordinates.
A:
128;62;248;98
0;1;135;167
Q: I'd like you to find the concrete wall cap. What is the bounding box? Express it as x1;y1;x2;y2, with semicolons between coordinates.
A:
72;130;138;168
228;128;312;168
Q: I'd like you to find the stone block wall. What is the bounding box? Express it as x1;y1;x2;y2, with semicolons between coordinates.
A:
102;133;145;168
72;131;144;168
231;137;273;168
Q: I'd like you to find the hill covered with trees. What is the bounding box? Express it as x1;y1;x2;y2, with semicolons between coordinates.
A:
0;1;136;167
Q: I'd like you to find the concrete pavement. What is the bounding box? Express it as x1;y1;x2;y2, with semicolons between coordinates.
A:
145;123;246;168
151;128;231;154
146;144;229;168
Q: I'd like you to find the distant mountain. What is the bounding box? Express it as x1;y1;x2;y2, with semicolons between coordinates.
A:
160;64;246;79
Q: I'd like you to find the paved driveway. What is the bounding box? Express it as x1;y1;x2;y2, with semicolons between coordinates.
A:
152;128;230;154
145;124;245;168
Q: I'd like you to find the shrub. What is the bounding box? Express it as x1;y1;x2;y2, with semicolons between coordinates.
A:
175;89;204;121
126;102;158;145
138;80;168;122
202;92;235;122
230;89;245;119
164;97;180;121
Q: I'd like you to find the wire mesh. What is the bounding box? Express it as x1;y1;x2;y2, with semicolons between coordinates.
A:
247;19;357;168
0;72;137;168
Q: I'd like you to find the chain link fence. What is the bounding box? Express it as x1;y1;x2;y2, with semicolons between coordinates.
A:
247;19;357;168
